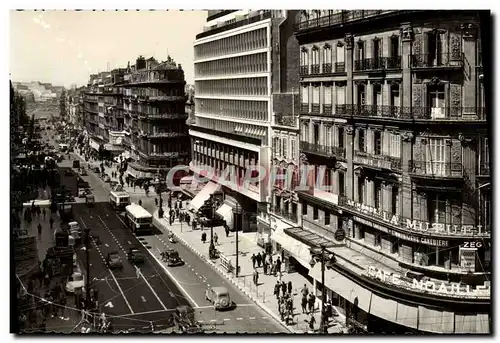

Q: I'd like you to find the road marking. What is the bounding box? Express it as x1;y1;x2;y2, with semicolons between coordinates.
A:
135;266;168;311
157;248;162;253
169;291;175;298
109;269;134;314
210;319;217;322
104;301;114;308
141;296;146;303
249;317;255;320
223;318;230;321
128;241;131;244
236;318;243;321
105;243;109;247
114;214;200;308
261;316;267;319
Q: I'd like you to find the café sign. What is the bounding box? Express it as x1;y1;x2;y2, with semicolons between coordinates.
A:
344;199;487;236
367;266;490;297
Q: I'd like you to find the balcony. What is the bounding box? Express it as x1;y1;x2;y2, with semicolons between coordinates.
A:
478;162;490;176
311;64;320;75
147;131;186;139
354;56;402;71
354;151;402;171
295;10;397;32
139;113;187;120
323;104;332;115
300;66;309;76
300;103;309;113
311;104;320;113
335;62;346;73
300;141;346;159
270;206;298;223
410;52;464;69
149;95;185;102
322;63;332;74
274;114;298;128
408;160;464;179
196;10;272;40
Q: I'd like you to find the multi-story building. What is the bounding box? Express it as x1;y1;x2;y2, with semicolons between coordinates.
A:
189;10;298;233
269;10;490;334
120;56;190;181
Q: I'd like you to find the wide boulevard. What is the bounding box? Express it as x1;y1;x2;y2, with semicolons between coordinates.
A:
51;139;287;333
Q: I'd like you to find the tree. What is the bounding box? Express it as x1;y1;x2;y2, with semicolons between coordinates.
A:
59;88;67;119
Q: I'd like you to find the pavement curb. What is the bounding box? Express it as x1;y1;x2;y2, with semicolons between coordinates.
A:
153;212;296;334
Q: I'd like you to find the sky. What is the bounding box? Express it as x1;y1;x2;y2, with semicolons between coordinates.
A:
9;10;208;88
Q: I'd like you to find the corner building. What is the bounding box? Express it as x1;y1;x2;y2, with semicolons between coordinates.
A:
272;10;490;334
190;10;295;232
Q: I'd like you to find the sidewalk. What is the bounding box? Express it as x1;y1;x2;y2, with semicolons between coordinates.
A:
152;202;346;334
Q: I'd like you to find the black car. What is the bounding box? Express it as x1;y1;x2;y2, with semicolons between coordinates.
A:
127;248;145;264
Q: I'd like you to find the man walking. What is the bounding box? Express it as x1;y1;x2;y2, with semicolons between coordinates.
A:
224;224;230;237
253;269;259;286
251;253;256;269
214;232;219;245
274;281;281;300
256;252;262;268
276;257;282;274
49;217;54;230
308;293;316;314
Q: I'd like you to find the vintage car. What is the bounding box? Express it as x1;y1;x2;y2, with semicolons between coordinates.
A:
163;249;184;267
127;247;145;264
106;251;123;269
171;305;203;334
65;272;85;293
205;286;232;310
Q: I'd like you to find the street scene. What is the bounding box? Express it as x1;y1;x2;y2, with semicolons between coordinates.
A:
11;9;491;335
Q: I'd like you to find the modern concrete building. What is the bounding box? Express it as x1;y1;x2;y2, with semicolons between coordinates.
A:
189;10;299;234
268;10;490;334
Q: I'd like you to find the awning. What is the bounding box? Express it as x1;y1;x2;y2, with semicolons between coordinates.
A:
216;203;234;229
454;313;485;334
23;199;51;208
271;230;311;269
309;265;373;313
369;293;398;323
476;313;490;333
188;181;220;212
395;301;418;329
104;143;124;152
418;306;454;334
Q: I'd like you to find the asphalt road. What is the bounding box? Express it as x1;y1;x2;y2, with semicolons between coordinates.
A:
52;147;287;333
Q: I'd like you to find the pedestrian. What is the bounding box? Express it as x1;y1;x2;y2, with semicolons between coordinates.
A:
214;232;219;245
263;260;268;275
256;252;262;268
155;198;158;207
276;257;282;273
37;223;42;236
281;281;287;297
287;296;294;319
224;224;230;237
301;294;308;314
253;269;259;286
262;252;267;265
288;280;293;295
274;281;280;300
42;207;46;220
280;300;287;322
201;231;207;244
308;293;316;313
308;313;316;332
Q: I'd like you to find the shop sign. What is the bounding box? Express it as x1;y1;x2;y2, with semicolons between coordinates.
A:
461;241;483;249
344;199;487;237
388;229;448;247
334;228;346;242
367;266;490;297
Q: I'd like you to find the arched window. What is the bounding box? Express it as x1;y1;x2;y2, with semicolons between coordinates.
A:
300;48;309;67
323;44;332;65
302;122;309;142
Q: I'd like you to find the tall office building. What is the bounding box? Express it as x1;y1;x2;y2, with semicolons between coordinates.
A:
189;10;299;235
268;10;490;334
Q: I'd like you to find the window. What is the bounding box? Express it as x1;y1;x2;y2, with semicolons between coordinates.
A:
312;48;320;65
390;36;399;57
323;47;331;64
313;124;319;143
373;84;382;107
427;138;447;175
391;186;399;215
325;126;332;146
336;44;345;63
338;127;345;148
374;131;382;155
336;83;345;105
301;85;309;104
291;139;296;159
325;213;330;226
282;137;287;157
312;85;320;105
278;137;283;156
313;207;319;220
389;133;400;158
428;193;446;224
357;41;365;61
338;171;345;196
273;137;279;155
427;31;446;65
324;85;332;106
300;49;309;66
374;181;382;209
481;137;489;165
357;84;366;106
358;129;365;152
358;177;365;204
373;39;381;58
428;85;445;118
324;167;331;192
483;192;491;230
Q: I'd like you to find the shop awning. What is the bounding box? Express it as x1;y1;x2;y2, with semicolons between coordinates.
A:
216;203;234;229
309;265;373;313
369;293;398;323
418;306;454;334
285;226;337;248
454;313;487;334
188;181;220;212
104;143;124;152
271;229;311;269
395;301;418;329
476;313;490;333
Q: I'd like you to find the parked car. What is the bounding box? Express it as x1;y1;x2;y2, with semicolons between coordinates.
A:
172;305;203;333
93;167;100;173
106;251;123;269
127;248;145;264
65;272;85;293
162;249;184;267
205;286;232;310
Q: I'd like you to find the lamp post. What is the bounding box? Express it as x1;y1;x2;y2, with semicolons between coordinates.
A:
233;204;242;277
84;227;91;311
309;245;328;334
206;194;217;257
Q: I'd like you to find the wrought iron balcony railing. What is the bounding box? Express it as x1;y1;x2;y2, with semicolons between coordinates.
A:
354;151;402;171
300;65;309;76
335;62;346;72
336;105;485;120
311;104;320;113
408;160;464;178
322;63;332;74
311;64;320;75
295;10;396;31
301;103;309;113
410;52;464;68
300;141;346;159
274;114;298;128
354;56;402;71
323;104;332;115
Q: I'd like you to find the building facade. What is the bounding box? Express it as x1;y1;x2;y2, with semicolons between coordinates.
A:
268;10;490;334
190;10;300;233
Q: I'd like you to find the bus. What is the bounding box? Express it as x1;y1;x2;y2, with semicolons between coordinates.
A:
125;204;153;234
109;191;131;210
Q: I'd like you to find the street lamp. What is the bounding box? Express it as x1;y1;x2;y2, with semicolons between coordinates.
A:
309;245;335;334
233;204;242;277
206;194;218;258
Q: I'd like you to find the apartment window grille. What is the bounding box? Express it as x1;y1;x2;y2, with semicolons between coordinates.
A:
291;139;296;160
358;129;365;153
374;180;382;209
282;137;288;157
374;131;382;155
426;138;447;176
